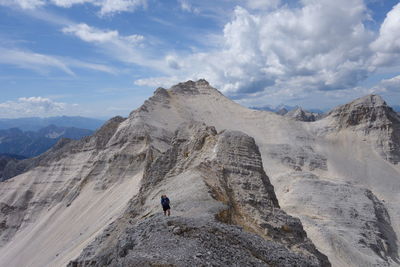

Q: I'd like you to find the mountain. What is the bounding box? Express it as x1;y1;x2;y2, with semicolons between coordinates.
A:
0;125;93;158
0;154;27;182
322;94;400;164
251;105;324;121
0;80;399;267
250;104;298;113
284;107;322;122
0;116;105;131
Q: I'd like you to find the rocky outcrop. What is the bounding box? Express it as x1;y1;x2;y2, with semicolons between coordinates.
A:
274;172;399;266
68;123;330;266
325;94;400;164
170;79;218;95
266;144;327;171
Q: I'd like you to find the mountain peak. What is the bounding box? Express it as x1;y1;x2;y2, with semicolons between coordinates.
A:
325;94;400;163
347;94;386;108
328;94;394;126
170;79;218;95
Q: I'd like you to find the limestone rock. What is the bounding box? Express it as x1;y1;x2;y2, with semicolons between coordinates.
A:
323;94;400;164
1;80;399;267
67;123;329;267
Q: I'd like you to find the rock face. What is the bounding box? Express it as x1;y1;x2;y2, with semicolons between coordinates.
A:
0;116;128;251
266;144;327;171
1;80;399;267
68;123;329;266
323;94;400;164
274;172;399;267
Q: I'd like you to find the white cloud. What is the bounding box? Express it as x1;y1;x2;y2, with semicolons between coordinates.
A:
0;97;68;118
137;1;376;98
98;0;147;15
124;34;144;44
50;0;92;7
178;0;199;13
66;59;117;74
370;3;400;67
243;0;281;10
0;0;44;9
0;0;147;15
0;47;74;75
62;23;119;43
134;0;400;109
0;47;117;75
61;23;163;70
376;75;400;92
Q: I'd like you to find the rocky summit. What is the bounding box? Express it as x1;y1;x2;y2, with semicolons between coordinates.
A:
0;80;399;267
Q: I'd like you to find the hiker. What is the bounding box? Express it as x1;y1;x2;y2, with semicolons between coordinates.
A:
161;195;171;216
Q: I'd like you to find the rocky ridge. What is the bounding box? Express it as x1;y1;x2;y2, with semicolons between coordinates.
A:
0;80;399;267
68;123;329;266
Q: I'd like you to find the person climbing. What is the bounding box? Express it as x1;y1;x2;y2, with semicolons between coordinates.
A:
161;195;171;216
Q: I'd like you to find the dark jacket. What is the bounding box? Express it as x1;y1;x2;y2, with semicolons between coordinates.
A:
161;197;170;207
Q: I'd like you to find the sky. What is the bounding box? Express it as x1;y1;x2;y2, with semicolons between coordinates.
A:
0;0;400;119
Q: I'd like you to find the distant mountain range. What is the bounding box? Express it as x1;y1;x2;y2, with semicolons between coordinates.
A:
0;116;105;131
0;154;28;181
250;105;324;121
250;104;325;115
0;125;93;158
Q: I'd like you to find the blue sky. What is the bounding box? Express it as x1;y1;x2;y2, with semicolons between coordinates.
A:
0;0;399;118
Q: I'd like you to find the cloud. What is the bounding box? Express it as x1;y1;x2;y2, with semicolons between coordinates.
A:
0;0;44;9
62;23;145;45
98;0;147;15
61;23;163;70
370;3;400;67
0;0;147;15
0;47;117;75
376;75;400;92
50;0;92;8
178;0;199;13
0;47;75;75
137;1;372;94
243;0;281;10
66;59;117;74
0;97;68;118
62;23;119;43
136;0;400;107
